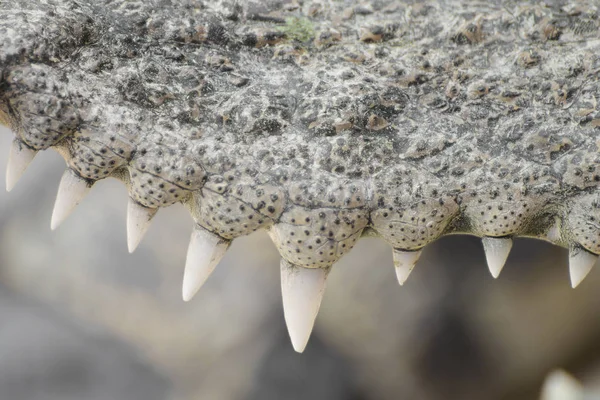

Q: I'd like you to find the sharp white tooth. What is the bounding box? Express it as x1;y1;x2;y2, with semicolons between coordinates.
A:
127;198;157;253
281;260;330;353
482;237;513;279
182;227;230;302
393;249;422;286
6;140;37;192
541;370;583;400
569;246;598;288
50;170;92;230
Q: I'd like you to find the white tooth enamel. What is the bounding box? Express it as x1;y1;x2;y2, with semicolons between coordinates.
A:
569;247;598;288
393;249;422;286
541;370;583;400
50;170;92;230
182;227;230;302
482;237;513;279
127;198;157;253
6;140;37;192
281;260;330;353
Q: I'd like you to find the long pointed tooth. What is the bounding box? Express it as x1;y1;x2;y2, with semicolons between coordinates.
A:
482;237;513;278
127;199;158;253
182;227;230;302
393;249;422;286
50;170;92;230
541;370;583;400
281;260;330;353
6;140;37;192
569;246;598;288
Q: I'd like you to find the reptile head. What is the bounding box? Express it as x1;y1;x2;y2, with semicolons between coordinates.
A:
1;0;599;352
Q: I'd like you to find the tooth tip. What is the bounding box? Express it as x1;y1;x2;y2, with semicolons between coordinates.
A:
6;141;36;192
281;260;329;353
395;268;410;285
50;207;67;231
482;237;513;279
5;177;14;192
287;314;311;353
182;227;229;302
126;199;157;253
181;277;202;302
571;275;587;289
291;339;307;353
50;170;91;230
181;290;193;302
393;249;422;286
127;237;142;253
541;370;583;400
569;248;597;288
127;235;137;253
489;267;501;279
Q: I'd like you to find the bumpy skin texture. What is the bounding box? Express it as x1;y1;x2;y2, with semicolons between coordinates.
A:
1;0;600;268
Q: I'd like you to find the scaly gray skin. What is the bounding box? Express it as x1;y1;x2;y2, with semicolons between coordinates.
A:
1;0;600;350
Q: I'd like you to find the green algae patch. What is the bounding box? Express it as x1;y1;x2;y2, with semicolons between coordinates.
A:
277;17;315;43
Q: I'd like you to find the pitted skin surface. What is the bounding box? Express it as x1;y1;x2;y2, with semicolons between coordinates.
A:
1;0;600;267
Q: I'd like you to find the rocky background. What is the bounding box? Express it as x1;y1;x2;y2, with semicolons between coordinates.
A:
2;125;600;399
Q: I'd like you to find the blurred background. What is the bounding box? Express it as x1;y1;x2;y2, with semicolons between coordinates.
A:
2;126;600;400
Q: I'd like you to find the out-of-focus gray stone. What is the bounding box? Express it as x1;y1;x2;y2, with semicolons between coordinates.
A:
0;286;169;400
246;325;362;400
